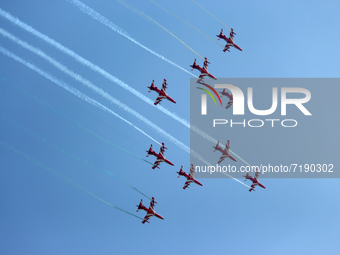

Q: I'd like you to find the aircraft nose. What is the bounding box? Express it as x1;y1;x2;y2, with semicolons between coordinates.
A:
156;214;164;220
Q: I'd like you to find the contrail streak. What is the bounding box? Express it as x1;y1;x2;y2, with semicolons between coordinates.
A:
150;0;224;47
0;45;247;186
0;46;192;162
0;46;160;146
0;8;193;128
50;4;247;167
1;116;152;200
0;9;252;180
1;78;153;166
0;29;195;155
64;1;195;76
115;0;204;59
191;0;230;30
0;140;144;220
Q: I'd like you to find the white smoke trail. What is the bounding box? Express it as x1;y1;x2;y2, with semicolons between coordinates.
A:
1;77;154;166
65;0;196;76
191;0;230;30
0;8;252;178
0;46;160;146
53;4;248;166
0;45;194;163
0;45;248;187
0;140;144;220
0;28;247;177
1;116;152;200
0;30;193;154
0;8;192;128
115;0;204;59
150;0;224;47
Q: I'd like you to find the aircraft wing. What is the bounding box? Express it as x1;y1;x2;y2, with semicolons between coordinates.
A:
154;95;165;105
152;158;163;169
183;179;193;189
161;82;167;93
189;164;195;178
223;44;231;52
250;182;258;192
225;140;230;153
217;154;227;164
225;100;233;109
159;144;166;156
149;199;155;211
199;72;207;79
142;214;152;224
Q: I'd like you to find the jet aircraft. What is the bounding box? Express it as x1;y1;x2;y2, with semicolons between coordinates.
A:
146;143;174;169
148;79;176;106
213;140;237;164
220;88;233;109
190;57;217;82
216;28;242;52
177;164;203;189
244;170;266;192
136;197;164;224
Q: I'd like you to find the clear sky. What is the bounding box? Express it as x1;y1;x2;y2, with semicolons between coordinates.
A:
0;0;339;254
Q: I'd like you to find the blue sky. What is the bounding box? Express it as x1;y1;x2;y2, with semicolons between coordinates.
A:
0;0;339;254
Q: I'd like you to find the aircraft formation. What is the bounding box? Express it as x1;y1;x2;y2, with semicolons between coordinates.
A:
0;1;263;226
136;27;265;224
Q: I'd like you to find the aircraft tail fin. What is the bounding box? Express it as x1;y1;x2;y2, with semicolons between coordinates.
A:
244;173;250;181
213;141;219;152
190;59;197;71
148;80;155;92
177;166;183;178
146;144;153;157
136;199;143;212
220;89;225;96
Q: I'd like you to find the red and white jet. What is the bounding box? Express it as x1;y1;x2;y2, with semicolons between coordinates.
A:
190;57;217;82
220;89;233;109
148;79;176;106
213;140;237;164
146;143;174;169
244;170;266;192
216;28;242;52
136;197;164;224
177;164;203;189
